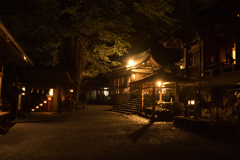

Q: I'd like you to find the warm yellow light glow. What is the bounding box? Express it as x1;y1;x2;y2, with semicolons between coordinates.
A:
24;56;26;60
43;100;47;104
232;43;236;64
132;74;135;78
49;88;53;96
188;100;195;105
128;60;134;66
22;87;26;91
48;97;52;101
70;89;74;93
22;93;25;95
36;106;39;109
39;103;43;106
191;100;195;105
31;109;35;112
157;81;162;87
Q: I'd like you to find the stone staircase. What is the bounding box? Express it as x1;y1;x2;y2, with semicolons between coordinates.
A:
112;98;142;114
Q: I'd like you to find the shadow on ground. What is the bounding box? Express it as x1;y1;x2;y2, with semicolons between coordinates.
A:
0;122;16;135
129;122;154;143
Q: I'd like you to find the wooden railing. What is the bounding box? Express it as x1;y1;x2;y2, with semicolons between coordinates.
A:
204;59;240;76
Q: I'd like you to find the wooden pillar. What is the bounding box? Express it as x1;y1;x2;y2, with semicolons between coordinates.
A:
14;93;22;120
141;83;144;112
152;82;156;120
159;86;162;101
175;82;178;102
0;65;3;100
52;86;61;112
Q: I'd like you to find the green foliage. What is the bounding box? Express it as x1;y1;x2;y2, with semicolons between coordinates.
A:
132;0;175;25
0;0;176;95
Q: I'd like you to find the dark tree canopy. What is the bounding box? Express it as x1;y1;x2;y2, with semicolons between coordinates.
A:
0;0;175;96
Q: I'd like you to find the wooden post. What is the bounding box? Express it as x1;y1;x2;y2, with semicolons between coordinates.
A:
159;86;162;101
69;91;72;110
175;82;178;102
152;82;156;120
141;83;144;112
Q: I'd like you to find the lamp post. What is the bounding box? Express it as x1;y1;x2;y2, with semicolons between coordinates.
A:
47;97;52;111
43;100;47;111
39;103;43;111
69;89;74;110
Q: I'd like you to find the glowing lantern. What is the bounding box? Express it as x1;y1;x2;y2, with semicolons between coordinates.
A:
157;81;162;87
49;88;53;96
128;60;134;66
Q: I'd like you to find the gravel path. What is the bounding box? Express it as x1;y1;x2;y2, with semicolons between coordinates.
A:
0;105;240;160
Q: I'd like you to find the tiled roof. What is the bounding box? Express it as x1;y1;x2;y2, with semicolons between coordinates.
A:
113;49;161;71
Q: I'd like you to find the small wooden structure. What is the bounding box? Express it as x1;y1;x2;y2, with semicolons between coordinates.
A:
130;69;195;118
15;66;75;117
0;21;33;120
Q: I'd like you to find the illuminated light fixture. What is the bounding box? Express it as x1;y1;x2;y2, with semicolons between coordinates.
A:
31;109;35;112
22;87;26;91
39;103;43;106
142;63;145;65
180;65;184;69
49;88;53;96
22;93;25;95
157;81;162;87
188;100;195;105
48;97;52;101
237;14;240;17
132;74;135;78
70;89;74;93
24;56;27;60
36;89;39;93
191;100;195;105
36;106;39;109
128;60;134;66
43;100;47;104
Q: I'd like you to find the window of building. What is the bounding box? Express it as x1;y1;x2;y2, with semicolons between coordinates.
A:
122;77;124;86
117;78;120;86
